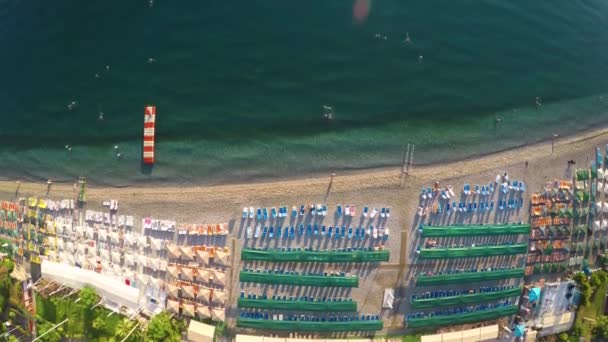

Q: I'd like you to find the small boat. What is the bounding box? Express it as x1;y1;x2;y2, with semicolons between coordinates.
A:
143;106;156;164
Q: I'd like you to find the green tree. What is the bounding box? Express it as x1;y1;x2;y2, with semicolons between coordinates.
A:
145;312;181;342
79;286;98;309
115;318;140;342
593;316;608;340
36;321;63;342
91;315;106;333
557;332;568;341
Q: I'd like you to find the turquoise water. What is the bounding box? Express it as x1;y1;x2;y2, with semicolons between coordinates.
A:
1;0;608;185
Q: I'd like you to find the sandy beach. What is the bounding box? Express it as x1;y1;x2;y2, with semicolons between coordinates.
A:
3;126;608;336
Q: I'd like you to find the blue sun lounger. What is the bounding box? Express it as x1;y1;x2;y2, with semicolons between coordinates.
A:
262;226;268;238
269;226;274;238
289;226;295;239
348;227;353;239
256;208;262;220
263;208;268;220
271;207;277;219
299;205;305;216
307;224;312;235
341;226;346;238
337;205;342;217
276;226;282;238
314;224;319;235
328;226;333;237
299;224;304;236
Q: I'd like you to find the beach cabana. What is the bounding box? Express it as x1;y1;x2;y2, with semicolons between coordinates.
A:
212;289;226;305
137;235;147;248
148;258;161;270
138;254;148;268
214;250;229;266
110;232;119;244
182;267;194;281
196;249;210;265
100;250;110;261
197;287;211;302
211;308;225;322
183;302;195;317
167;299;180;314
212;270;226;286
167;265;179;278
167;283;179;297
99;229;108;241
182;284;195;299
166;243;180;259
181;246;194;260
86;227;95;239
123;233;133;245
187;319;215;342
197;305;211;319
383;288;394;309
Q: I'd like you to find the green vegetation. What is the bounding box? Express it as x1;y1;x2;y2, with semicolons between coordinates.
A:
570;271;608;340
145;311;183;342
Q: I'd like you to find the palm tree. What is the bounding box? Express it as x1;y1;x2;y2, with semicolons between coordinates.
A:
115;318;140;342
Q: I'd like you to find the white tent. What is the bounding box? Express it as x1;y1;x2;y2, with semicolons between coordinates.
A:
41;261;141;312
383;288;394;309
187;319;214;342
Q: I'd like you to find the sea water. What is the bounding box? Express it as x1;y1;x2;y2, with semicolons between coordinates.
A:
1;0;608;185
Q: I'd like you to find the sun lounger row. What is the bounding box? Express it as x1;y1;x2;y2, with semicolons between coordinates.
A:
242;205;391;220
241;248;389;263
246;224;389;240
417;244;528;259
408;300;515;320
416;267;524;286
143;217;176;232
240;270;357;287
420;186;455;200
411;285;517;301
27;198;74;211
85;211;134;227
239;294;357;312
416;265;518;277
177;223;228;236
423;241;519;249
244;205;328;220
406;304;518;328
102;199;119;211
1;201;19;211
463;183;496;196
237;314;383;332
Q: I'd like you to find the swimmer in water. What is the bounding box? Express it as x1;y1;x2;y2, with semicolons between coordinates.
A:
67;101;78;110
98;112;104;121
94;73;100;79
404;32;412;44
106;65;110;72
535;97;542;108
419;55;423;64
147;57;156;64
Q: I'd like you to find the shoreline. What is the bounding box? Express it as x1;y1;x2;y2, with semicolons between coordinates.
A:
1;124;608;196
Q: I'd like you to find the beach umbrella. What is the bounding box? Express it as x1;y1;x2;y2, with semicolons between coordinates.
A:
166;299;179;314
167;283;179;297
196;249;210;265
182;302;195;317
181;284;195;299
211;270;226;286
211;308;225;322
182;267;194;281
167;265;179;278
180;246;194;260
166;243;180;259
214;250;229;266
196;269;210;283
196;305;211;319
197;287;211;302
211;290;226;305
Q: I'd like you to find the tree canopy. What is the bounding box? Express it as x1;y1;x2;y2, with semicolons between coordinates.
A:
592;316;608;340
145;312;182;342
